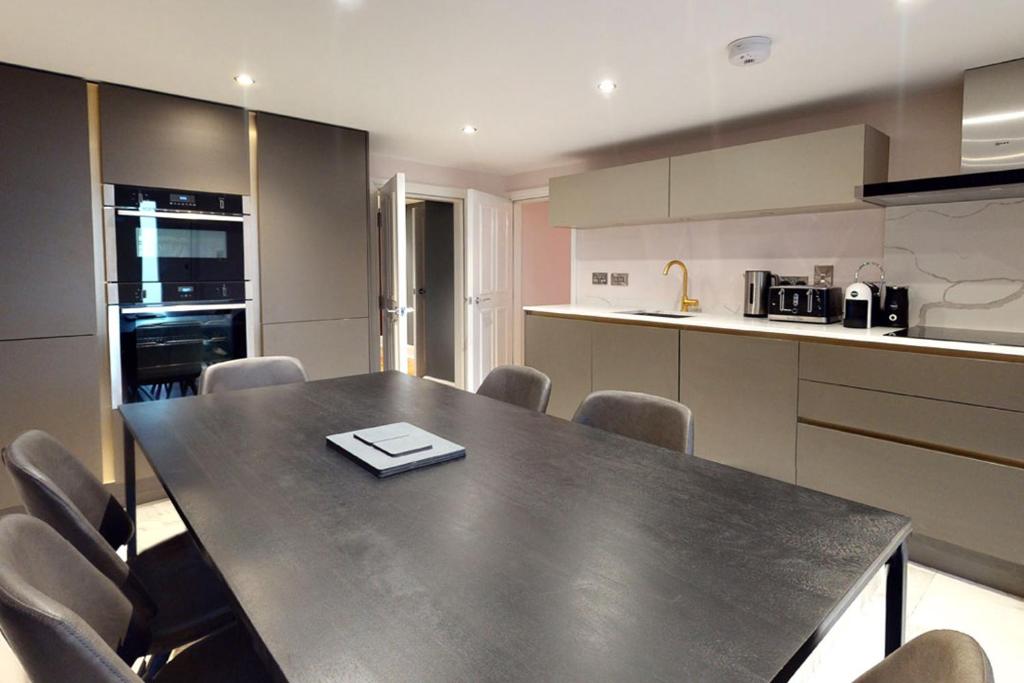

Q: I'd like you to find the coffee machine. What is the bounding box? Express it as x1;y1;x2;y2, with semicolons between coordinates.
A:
844;262;884;328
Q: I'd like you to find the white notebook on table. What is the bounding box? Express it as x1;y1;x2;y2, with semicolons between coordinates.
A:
326;422;465;477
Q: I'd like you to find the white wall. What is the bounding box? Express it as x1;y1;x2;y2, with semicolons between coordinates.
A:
369;152;507;195
574;209;885;314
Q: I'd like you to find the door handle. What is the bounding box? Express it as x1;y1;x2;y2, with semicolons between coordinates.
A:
383;306;415;316
473;296;492;304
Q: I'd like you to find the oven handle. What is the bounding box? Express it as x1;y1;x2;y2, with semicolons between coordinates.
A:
116;209;245;222
120;303;247;314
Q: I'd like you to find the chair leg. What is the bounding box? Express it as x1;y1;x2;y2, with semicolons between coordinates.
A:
142;651;170;681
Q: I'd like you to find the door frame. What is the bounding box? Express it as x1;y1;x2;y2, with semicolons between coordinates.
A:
371;178;466;388
509;186;552;365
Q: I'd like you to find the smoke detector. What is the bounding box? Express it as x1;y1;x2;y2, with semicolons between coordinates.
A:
728;36;772;66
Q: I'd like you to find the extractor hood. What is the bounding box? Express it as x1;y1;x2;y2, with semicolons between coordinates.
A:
859;58;1024;207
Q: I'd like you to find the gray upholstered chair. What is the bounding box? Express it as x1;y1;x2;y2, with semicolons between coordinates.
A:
476;365;553;413
853;630;994;683
2;430;233;653
572;390;694;455
199;355;308;394
0;514;271;682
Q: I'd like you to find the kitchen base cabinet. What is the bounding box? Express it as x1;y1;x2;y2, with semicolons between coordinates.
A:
262;318;370;381
0;336;102;510
592;323;678;400
680;331;798;482
797;424;1024;595
524;315;592;419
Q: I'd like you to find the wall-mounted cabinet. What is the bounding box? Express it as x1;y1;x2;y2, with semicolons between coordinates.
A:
549;159;669;229
548;125;889;229
0;65;95;341
100;84;250;194
670;125;889;220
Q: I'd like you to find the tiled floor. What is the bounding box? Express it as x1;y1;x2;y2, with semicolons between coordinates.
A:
2;500;1022;681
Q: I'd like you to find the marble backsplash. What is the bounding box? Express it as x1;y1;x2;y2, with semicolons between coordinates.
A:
574;198;1024;332
884;198;1024;331
574;210;885;315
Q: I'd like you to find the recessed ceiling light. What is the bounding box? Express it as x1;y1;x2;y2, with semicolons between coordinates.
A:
597;79;617;94
234;73;255;87
462;124;478;135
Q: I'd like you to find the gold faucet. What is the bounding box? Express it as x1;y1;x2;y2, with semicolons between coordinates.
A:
662;259;700;312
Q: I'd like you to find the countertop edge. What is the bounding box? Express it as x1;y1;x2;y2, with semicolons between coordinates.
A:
523;307;1024;363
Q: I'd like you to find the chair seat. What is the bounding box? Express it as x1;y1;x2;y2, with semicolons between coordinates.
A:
154;623;274;683
130;532;235;651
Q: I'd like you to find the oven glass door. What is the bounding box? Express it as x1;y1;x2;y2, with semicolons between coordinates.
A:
119;305;247;403
114;209;245;284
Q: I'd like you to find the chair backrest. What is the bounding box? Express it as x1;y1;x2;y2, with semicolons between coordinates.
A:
476;365;553;413
572;390;694;455
199;356;308;395
2;430;133;589
0;514;146;682
852;630;993;683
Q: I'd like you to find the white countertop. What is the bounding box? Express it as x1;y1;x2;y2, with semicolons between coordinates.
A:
523;304;1024;361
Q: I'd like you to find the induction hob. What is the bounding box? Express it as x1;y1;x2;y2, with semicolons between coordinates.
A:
886;325;1024;348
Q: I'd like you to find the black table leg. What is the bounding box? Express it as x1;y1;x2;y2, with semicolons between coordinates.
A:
123;423;137;561
884;541;907;655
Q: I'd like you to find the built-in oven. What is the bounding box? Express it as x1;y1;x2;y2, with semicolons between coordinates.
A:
104;184;256;406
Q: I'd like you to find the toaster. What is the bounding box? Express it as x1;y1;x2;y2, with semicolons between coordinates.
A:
768;285;843;324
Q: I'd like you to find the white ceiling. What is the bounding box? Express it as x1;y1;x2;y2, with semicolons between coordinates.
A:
2;0;1024;176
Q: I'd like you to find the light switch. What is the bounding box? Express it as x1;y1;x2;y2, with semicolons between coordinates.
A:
611;273;629;286
592;272;608;285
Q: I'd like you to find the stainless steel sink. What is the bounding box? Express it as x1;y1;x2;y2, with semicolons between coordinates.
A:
617;310;692;319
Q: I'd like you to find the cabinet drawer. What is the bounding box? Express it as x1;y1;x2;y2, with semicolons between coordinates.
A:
799;380;1024;466
797;424;1024;565
799;342;1024;412
592;323;679;401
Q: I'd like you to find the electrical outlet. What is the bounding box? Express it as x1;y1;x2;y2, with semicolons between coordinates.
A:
611;273;629;286
592;272;608;285
814;265;834;286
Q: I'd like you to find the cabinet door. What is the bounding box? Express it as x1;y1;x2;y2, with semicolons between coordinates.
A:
670;125;889;220
524;315;592;419
0;65;95;340
0;336;102;510
256;113;369;325
99;84;250;194
262;319;370;380
591;322;679;400
680;331;798;482
549;159;669;229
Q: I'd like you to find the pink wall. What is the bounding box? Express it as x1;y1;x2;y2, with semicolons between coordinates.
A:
520;200;570;306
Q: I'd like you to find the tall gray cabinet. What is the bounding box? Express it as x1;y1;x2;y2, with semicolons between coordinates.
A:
256;113;371;379
0;65;101;509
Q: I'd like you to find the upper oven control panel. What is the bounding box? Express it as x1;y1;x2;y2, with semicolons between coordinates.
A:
104;184;247;215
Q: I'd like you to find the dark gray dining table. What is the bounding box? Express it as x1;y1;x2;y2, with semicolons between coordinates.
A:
120;371;910;682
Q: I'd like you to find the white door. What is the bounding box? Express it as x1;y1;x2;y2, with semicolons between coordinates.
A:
377;173;412;373
465;189;514;390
